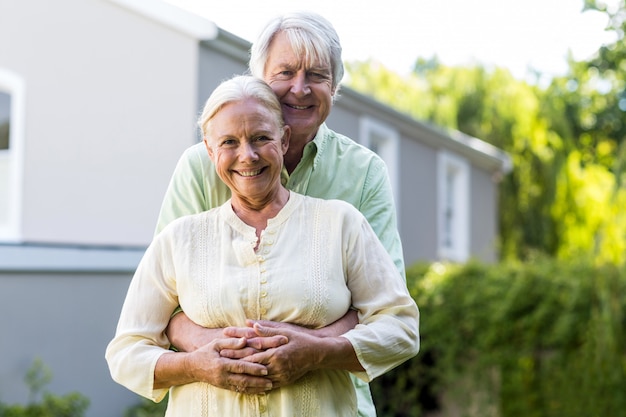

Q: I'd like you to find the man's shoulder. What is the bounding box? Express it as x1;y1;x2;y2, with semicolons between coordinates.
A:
181;142;211;161
323;126;383;163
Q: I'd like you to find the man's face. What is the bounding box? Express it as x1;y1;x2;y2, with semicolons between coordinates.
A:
263;31;334;142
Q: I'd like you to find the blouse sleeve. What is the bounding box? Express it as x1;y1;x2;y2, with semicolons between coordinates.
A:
339;204;420;382
105;230;179;402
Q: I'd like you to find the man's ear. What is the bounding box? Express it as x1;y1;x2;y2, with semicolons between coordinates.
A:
203;138;214;161
281;125;291;154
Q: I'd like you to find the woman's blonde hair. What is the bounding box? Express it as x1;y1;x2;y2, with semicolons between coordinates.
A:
198;75;284;139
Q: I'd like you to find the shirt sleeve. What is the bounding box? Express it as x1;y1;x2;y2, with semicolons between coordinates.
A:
360;156;406;281
154;145;210;235
105;231;179;402
340;206;420;382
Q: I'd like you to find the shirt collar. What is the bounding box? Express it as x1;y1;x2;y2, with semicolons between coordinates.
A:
306;123;330;170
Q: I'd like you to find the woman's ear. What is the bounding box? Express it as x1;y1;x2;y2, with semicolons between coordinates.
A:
281;125;291;155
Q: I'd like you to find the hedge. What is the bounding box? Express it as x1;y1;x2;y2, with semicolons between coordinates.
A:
371;257;626;417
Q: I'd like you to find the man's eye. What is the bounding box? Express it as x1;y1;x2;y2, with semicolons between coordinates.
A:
310;72;329;80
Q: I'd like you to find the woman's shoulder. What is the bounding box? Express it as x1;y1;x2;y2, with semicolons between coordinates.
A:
299;193;363;219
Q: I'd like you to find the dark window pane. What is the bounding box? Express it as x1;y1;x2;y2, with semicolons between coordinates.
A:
0;91;11;150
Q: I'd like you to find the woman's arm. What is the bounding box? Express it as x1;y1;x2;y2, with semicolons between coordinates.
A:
154;338;273;394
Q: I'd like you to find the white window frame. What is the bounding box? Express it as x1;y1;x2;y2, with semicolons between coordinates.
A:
359;117;400;221
0;68;26;242
437;150;470;262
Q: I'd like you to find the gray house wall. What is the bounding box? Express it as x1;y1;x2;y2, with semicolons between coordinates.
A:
0;245;144;417
0;0;201;247
0;1;509;416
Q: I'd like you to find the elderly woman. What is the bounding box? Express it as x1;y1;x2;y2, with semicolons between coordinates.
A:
106;75;419;416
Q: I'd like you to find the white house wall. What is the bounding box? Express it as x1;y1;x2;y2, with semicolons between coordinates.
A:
0;0;200;246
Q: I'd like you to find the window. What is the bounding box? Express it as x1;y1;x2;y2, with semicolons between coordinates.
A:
437;151;469;261
0;68;25;241
360;117;400;219
0;92;9;150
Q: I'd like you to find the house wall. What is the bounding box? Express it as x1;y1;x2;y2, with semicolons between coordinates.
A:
397;135;440;263
0;0;200;246
327;95;503;267
469;167;499;262
0;264;141;416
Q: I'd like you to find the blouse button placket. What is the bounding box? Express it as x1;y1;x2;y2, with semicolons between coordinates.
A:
257;229;276;320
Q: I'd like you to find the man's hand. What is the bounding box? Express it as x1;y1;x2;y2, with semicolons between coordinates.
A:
166;312;223;352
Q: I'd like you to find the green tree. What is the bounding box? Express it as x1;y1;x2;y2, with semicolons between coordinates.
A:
345;0;626;264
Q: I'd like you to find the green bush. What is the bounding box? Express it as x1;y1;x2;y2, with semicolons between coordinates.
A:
0;359;89;417
371;257;626;417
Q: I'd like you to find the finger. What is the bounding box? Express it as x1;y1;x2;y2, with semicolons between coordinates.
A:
245;335;288;350
212;337;247;351
220;347;261;359
228;357;269;377
247;319;284;329
252;322;288;338
224;326;259;338
229;375;273;395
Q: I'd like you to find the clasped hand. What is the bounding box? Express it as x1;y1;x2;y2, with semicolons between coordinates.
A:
218;320;321;393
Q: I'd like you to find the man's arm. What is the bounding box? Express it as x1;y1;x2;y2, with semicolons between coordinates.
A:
167;309;358;353
360;157;406;280
166;312;223;352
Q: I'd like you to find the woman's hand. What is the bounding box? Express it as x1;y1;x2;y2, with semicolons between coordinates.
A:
220;323;289;359
155;337;274;395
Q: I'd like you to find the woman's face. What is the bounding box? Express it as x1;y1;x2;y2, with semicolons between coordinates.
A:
263;31;334;142
205;98;289;205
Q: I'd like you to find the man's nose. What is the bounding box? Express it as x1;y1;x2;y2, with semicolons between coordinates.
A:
290;72;311;96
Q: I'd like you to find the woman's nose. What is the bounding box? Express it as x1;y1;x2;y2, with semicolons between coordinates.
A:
239;142;259;161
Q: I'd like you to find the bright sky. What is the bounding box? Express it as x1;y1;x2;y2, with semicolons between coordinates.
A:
165;0;619;81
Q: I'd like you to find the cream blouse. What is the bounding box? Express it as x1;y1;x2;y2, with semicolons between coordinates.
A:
106;192;419;417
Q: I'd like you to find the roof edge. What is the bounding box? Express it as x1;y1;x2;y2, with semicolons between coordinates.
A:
338;87;512;175
106;0;218;40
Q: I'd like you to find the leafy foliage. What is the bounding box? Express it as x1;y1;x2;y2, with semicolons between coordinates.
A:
345;0;626;265
0;359;89;417
371;260;626;416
